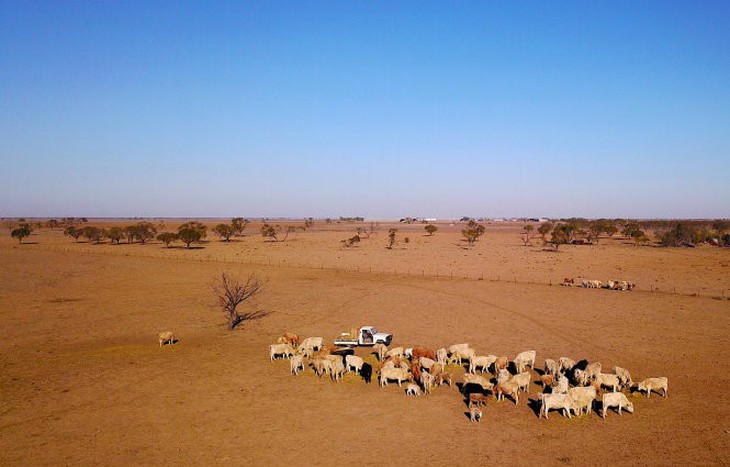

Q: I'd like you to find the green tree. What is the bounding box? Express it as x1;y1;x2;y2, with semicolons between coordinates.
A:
157;232;178;248
260;223;293;242
132;222;158;244
711;220;728;234
11;226;31;244
64;226;83;242
231;217;249;236
604;221;618;237
81;225;104;243
105;227;124;244
659;223;698;247
587;220;605;244
82;226;104;244
123;225;136;244
177;228;202;249
549;223;574;251
424;224;438;236
45;219;60;230
179;221;207;239
622;223;643;239
261;223;279;241
213;223;236;242
461;220;485;246
538;222;554;241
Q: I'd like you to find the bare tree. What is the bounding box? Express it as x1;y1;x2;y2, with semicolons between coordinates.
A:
212;272;268;330
521;224;534;246
387;228;397;249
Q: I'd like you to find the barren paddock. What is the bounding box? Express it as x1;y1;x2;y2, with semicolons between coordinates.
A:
1;225;729;466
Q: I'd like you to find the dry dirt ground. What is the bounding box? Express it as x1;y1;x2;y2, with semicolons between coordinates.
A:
1;221;729;466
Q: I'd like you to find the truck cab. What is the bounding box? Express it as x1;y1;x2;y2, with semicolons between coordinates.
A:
334;326;393;347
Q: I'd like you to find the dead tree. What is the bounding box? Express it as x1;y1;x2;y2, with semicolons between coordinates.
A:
212;272;267;330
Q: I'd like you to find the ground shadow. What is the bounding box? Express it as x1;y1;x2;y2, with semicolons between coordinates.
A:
231;309;273;329
527;397;542;418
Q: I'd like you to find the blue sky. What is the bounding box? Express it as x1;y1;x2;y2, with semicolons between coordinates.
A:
1;1;728;219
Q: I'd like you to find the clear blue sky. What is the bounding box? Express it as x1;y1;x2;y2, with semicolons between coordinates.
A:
1;1;728;219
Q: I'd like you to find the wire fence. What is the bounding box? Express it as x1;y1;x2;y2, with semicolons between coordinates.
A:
17;243;730;301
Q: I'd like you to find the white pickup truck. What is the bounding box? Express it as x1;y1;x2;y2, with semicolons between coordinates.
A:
334;326;393;347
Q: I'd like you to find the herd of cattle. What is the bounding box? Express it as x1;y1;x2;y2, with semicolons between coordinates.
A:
269;333;667;423
563;278;636;290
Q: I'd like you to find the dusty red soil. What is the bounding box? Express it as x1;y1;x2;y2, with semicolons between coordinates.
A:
1;222;729;465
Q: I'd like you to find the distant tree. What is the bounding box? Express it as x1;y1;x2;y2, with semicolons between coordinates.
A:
711;220;729;234
105;227;124;244
132;222;158;244
587;221;605;244
621;223;643;239
157;232;178;248
123;225;136;244
604;222;618;237
11;225;31;244
231;217;249;236
45;219;60;230
304;217;314;229
64;226;83;242
212;272;267;330
521;224;534;246
179;221;207;239
213;223;236;242
461;220;485;246
177;228;202;249
356;222;377;239
387;228;397;249
342;234;360;247
549;224;574;251
424;224;438;236
261;223;278;241
722;233;730;247
659;223;698;247
260;223;293;242
81;226;104;244
538;222;554;241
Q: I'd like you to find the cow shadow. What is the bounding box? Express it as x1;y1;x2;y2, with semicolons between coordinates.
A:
527;398;542;418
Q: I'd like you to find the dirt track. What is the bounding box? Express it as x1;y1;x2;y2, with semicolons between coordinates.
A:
1;224;729;465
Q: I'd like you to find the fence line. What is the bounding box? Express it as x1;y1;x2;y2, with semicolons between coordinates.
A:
16;243;730;301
